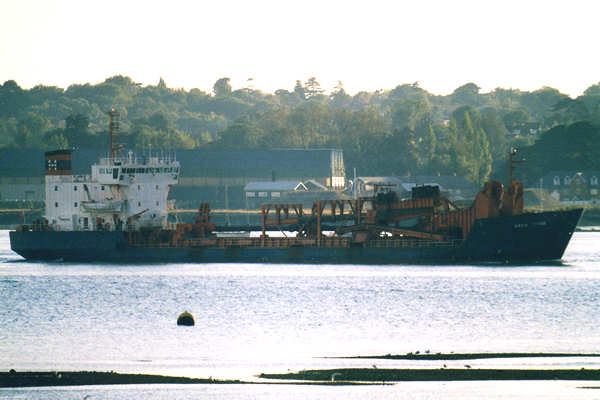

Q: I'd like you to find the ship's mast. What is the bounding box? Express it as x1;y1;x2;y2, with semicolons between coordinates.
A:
507;147;524;185
108;109;123;161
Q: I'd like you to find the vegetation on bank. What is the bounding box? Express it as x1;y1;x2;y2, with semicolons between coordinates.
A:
0;370;242;388
0;370;368;387
2;76;600;184
259;368;600;382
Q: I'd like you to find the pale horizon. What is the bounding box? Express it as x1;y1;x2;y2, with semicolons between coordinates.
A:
2;0;599;98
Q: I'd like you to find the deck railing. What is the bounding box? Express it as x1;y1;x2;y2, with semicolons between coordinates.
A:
127;235;463;249
365;238;462;248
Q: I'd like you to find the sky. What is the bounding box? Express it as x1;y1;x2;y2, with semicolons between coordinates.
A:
1;0;599;97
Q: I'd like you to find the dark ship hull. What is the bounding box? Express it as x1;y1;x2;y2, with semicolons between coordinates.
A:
9;209;582;264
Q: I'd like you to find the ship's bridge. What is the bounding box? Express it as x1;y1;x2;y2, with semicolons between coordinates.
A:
92;152;180;185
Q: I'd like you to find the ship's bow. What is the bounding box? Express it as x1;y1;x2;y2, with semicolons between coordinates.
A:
459;208;583;262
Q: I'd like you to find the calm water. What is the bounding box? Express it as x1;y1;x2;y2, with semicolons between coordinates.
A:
1;230;600;399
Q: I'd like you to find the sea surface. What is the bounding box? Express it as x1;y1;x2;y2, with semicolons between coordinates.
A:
1;229;600;399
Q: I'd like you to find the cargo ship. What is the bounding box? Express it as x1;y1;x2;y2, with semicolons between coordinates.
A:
9;114;582;264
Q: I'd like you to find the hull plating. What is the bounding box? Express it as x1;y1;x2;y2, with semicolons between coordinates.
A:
9;209;582;264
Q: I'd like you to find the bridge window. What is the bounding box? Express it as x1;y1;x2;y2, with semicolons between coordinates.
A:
74;202;78;207
54;186;58;191
74;185;77;191
55;202;58;207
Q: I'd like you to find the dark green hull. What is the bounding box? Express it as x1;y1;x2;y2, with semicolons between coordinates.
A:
9;209;582;264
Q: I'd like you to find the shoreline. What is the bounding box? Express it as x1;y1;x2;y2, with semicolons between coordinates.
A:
0;371;372;388
261;352;600;383
5;352;600;388
5;368;600;388
328;352;600;361
0;371;241;388
260;368;600;382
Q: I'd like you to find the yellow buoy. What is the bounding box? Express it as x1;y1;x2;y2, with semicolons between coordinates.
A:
177;311;195;326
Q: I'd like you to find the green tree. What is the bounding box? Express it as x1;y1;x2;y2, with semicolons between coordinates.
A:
502;108;529;131
15;113;50;147
215;116;262;148
0;118;17;147
446;106;492;184
519;121;600;177
519;86;569;126
415;117;437;172
29;85;64;106
350;91;372;109
451;83;481;106
293;80;305;100
480;107;508;159
584;83;600;97
304;77;325;100
213;77;232;97
64;113;92;148
492;88;520;109
176;112;227;141
550;98;590;125
147;112;171;132
14;125;32;147
387;82;430;104
47;132;69;149
329;81;351;108
391;99;430;131
0;80;27;118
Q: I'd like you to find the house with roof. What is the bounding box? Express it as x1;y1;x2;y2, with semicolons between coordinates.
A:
541;171;600;204
244;181;308;200
508;122;543;137
243;180;342;208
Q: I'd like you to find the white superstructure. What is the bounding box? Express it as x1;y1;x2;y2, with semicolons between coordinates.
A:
44;149;179;231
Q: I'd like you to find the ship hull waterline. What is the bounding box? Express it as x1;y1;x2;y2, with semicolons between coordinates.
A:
9;209;583;264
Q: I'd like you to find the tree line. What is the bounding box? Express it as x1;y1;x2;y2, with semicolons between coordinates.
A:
1;75;600;184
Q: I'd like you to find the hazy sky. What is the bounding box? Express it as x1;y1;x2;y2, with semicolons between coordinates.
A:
1;0;599;97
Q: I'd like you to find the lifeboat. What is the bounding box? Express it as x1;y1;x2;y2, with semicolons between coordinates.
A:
81;200;124;214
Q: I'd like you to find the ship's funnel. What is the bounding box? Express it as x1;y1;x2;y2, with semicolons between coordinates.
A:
45;150;72;176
